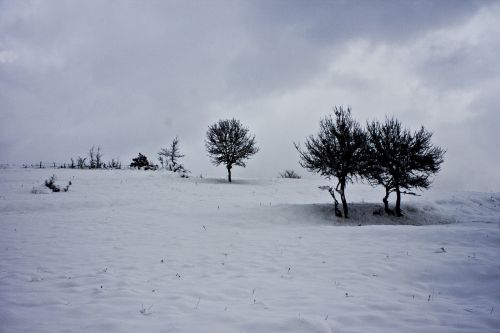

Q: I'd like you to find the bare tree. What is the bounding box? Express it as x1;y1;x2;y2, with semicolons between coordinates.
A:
205;118;259;182
96;147;103;169
158;137;186;172
77;156;87;169
364;117;445;216
88;146;103;169
295;106;366;218
107;158;121;169
89;146;96;169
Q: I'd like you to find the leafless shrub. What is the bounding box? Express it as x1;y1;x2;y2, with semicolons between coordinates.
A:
44;174;72;193
279;169;301;179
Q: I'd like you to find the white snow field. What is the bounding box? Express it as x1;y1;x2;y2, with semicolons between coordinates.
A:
1;169;499;333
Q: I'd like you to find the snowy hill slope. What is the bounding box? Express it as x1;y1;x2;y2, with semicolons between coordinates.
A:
1;169;499;332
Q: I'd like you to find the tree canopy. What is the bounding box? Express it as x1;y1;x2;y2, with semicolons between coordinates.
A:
205;118;259;182
364;117;445;216
295;106;366;218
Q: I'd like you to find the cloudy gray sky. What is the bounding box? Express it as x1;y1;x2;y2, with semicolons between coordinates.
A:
1;0;499;191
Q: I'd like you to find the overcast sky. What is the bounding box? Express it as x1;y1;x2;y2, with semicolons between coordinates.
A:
1;0;499;191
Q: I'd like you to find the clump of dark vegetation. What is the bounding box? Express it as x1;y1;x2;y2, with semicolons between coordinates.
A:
26;145;122;170
71;146;115;169
44;174;71;192
130;153;158;170
297;106;445;219
179;170;190;178
88;146;103;169
279;170;301;179
107;158;122;169
76;156;87;169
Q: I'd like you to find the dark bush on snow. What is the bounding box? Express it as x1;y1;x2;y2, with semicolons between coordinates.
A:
279;169;301;179
130;153;158;170
44;175;71;192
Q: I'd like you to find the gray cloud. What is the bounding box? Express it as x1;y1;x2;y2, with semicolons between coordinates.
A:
0;0;499;191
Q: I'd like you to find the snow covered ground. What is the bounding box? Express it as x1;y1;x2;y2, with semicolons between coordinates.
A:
1;169;499;332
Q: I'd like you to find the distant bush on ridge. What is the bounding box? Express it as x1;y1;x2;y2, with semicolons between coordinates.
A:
279;170;301;179
130;153;157;170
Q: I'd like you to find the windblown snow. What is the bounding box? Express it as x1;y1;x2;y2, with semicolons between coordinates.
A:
1;169;499;332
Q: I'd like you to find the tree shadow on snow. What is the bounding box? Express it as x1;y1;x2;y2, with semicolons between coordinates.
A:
269;202;451;226
196;177;267;186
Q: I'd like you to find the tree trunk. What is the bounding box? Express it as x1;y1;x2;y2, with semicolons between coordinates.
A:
395;187;403;217
227;165;232;183
327;187;342;217
340;195;348;219
339;182;349;219
383;188;394;215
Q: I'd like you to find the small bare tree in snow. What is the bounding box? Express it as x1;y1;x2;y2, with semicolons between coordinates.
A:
88;146;103;169
158;137;186;172
107;158;121;169
89;146;96;169
77;156;87;169
205;118;259;182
